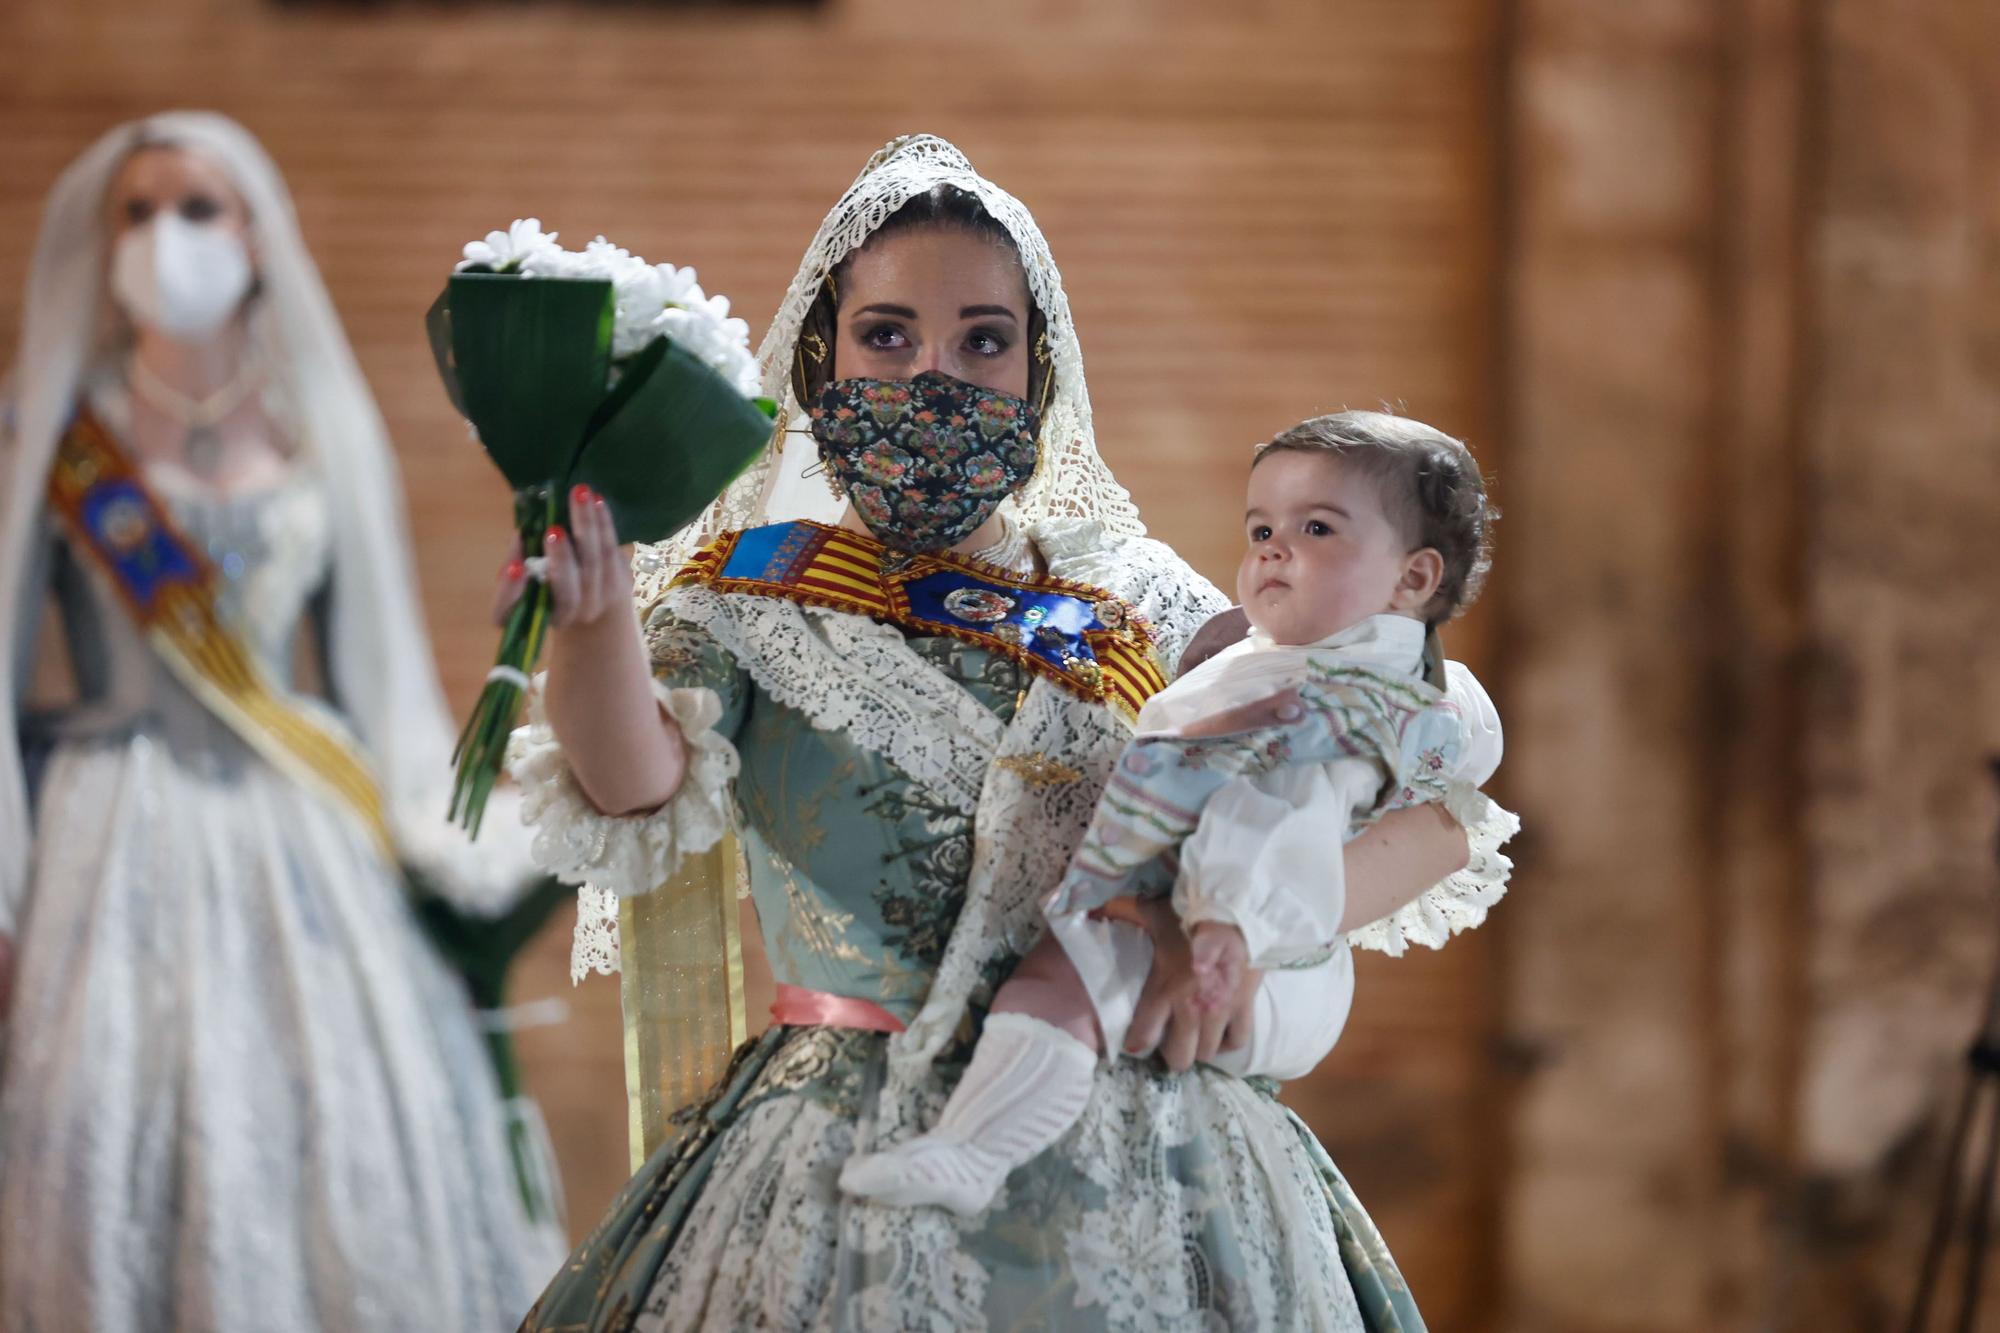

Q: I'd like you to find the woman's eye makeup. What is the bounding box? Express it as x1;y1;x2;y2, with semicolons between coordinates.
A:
860;322;910;351
965;326;1011;357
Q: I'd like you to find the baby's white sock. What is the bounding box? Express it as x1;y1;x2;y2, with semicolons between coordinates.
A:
838;1012;1097;1216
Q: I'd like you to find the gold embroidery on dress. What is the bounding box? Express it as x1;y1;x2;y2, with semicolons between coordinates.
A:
643;605;702;676
995;751;1084;786
871;946;922;1003
745;749;868;970
747;1027;874;1113
776;860;863;966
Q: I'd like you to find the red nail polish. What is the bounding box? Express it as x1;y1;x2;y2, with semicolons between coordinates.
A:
571;483;591;504
544;527;563;546
504;558;525;580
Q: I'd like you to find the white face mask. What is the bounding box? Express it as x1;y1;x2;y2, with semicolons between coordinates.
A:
110;213;254;340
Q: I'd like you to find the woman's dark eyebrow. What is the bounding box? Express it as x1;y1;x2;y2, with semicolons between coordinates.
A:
854;303;918;319
960;304;1020;321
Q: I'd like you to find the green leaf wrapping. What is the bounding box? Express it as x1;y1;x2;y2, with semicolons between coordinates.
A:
436;273;615;491
428;266;777;837
571;339;779;544
423;288;468;417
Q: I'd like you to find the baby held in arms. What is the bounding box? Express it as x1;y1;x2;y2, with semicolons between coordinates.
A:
840;409;1503;1216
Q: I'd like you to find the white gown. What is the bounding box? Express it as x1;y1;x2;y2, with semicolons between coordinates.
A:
0;450;559;1331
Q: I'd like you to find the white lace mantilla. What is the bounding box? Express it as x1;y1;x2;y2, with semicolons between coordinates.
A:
657;136;1142;570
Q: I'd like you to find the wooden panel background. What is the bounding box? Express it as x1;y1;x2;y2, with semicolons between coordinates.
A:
1498;1;2000;1328
0;0;1507;1325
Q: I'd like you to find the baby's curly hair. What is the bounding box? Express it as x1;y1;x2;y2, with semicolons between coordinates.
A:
1253;410;1497;623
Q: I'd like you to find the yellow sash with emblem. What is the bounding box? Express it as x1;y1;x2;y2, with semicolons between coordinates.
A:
45;412;393;855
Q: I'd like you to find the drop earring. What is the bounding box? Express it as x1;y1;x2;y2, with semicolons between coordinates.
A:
802;450;845;501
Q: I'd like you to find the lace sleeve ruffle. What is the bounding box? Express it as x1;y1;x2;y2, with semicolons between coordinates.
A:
504;674;740;898
1344;780;1521;957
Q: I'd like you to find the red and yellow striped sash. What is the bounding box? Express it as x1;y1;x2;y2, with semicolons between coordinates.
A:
675;521;1167;721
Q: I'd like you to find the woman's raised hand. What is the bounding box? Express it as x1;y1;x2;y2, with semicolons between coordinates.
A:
492;484;635;631
491;483;687;816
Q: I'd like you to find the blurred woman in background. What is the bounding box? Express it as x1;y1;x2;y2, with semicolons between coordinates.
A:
0;112;562;1331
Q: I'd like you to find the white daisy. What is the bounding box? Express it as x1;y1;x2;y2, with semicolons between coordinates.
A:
457;218;563;274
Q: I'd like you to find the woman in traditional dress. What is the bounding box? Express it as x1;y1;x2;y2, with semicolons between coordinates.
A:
510;134;1516;1331
0;112;563;1331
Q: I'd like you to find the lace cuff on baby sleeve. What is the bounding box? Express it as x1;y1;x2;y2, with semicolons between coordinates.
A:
1344;781;1520;957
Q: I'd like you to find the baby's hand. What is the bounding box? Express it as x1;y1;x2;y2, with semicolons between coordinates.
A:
1189;922;1249;1012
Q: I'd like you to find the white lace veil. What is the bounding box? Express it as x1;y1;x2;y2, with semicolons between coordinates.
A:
652;134;1144;570
0;111;517;921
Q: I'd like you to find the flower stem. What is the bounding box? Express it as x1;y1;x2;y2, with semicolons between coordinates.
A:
449;488;560;837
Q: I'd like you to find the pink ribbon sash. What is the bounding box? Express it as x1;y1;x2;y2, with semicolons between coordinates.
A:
769;984;907;1034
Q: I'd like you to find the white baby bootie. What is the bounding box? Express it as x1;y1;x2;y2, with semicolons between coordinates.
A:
838;1012;1096;1216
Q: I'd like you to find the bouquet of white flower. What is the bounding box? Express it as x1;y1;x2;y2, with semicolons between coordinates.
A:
428;220;776;834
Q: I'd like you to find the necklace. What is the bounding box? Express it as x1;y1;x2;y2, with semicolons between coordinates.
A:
127;355;262;479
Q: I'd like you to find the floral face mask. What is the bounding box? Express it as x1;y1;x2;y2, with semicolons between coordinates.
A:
809;370;1040;553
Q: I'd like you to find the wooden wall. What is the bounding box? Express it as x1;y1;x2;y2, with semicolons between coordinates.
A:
1500;3;1806;1323
1499;1;2000;1327
0;1;1507;1325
